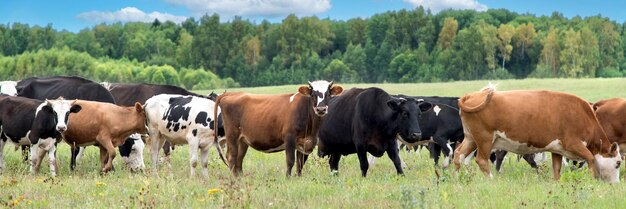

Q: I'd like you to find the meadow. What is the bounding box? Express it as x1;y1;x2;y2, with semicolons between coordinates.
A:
2;78;626;208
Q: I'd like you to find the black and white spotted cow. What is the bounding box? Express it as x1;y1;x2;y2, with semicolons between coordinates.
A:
0;96;81;176
144;94;222;176
0;81;18;96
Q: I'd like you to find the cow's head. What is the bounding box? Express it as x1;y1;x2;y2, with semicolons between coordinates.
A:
133;102;149;134
0;81;17;96
595;142;622;183
388;98;432;143
42;98;82;133
298;80;343;116
119;133;145;172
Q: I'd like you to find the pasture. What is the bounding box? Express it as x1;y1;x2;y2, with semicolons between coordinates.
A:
2;78;626;208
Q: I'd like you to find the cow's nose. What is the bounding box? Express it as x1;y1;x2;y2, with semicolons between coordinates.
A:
315;106;328;114
411;132;421;139
57;125;67;132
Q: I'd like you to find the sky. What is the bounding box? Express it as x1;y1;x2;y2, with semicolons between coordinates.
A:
1;0;626;32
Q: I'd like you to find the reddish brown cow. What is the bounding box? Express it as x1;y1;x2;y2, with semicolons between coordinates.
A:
62;100;147;173
594;98;626;156
454;85;622;183
215;80;343;176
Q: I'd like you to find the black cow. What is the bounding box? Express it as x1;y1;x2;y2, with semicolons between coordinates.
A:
16;76;119;170
416;103;464;167
0;96;81;176
317;87;432;177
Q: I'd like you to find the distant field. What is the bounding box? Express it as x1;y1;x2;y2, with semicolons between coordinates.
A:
2;78;626;208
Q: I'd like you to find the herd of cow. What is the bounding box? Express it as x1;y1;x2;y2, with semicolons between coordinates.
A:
0;76;624;184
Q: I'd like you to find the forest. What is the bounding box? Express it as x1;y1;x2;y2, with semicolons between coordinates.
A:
1;7;626;87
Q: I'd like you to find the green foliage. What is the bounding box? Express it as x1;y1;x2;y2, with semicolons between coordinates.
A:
1;8;626;86
323;59;356;83
0;48;237;89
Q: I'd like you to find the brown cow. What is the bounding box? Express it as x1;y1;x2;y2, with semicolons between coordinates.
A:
453;84;622;183
62;100;147;173
594;98;626;156
215;80;343;176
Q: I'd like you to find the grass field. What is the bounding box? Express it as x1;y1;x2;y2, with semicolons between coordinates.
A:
3;78;626;208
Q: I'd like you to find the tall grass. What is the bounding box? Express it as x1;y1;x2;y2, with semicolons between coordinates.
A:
2;78;626;208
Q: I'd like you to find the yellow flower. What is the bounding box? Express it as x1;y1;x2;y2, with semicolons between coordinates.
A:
99;192;104;197
96;181;106;187
207;188;223;195
37;178;44;184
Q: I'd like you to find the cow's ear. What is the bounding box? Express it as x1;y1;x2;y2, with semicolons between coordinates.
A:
611;142;620;155
44;99;52;106
387;99;401;111
70;104;82;113
134;102;144;113
298;86;312;96
330;85;343;96
418;101;433;112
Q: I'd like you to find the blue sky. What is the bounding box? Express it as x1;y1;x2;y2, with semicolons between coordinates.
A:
1;0;625;32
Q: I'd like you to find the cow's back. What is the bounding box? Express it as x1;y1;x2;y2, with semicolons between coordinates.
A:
461;90;602;148
0;96;40;140
110;83;199;106
18;76;115;104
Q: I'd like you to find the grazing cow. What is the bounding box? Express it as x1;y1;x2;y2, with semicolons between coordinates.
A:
415;103;464;168
454;85;622;183
0;81;18;96
61;100;147;173
317;87;432;177
0;96;81;176
594;98;626;156
216;81;343;176
144;94;223;177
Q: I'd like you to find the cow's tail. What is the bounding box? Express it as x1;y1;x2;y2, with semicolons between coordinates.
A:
214;94;228;167
459;83;496;113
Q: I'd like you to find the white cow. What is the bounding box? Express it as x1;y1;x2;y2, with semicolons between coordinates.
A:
144;94;221;177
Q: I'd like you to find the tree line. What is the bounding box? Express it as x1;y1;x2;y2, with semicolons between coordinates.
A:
1;7;626;87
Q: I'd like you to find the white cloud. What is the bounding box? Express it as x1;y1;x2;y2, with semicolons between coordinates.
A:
77;7;187;24
163;0;331;18
404;0;487;13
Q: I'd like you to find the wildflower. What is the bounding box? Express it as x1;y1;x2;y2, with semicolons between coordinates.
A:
207;188;223;195
96;181;106;187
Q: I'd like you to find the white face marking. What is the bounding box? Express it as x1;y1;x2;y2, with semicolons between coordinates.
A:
433;105;441;116
123;135;145;171
309;80;331;107
0;81;17;96
37;99;74;132
595;151;621;183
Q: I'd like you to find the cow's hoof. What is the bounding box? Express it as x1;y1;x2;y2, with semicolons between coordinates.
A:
330;170;338;176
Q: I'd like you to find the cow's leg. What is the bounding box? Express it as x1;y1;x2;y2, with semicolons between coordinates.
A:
551;153;563;180
296;152;309;176
0;139;4;172
235;142;248;175
386;140;404;176
100;140;117;173
21;145;29;162
355;144;370;177
98;145;108;171
188;137;199;177
149;132;166;175
428;143;441;166
285;135;296;177
453;139;477;171
494;150;507;173
225;131;240;176
199;143;210;177
162;141;172;167
29;144;45;174
329;153;341;174
70;146;79;171
433;136;453;168
522;154;539;169
47;143;58;176
472;133;494;177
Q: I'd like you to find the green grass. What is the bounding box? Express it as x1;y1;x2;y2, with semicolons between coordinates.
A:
3;78;626;208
